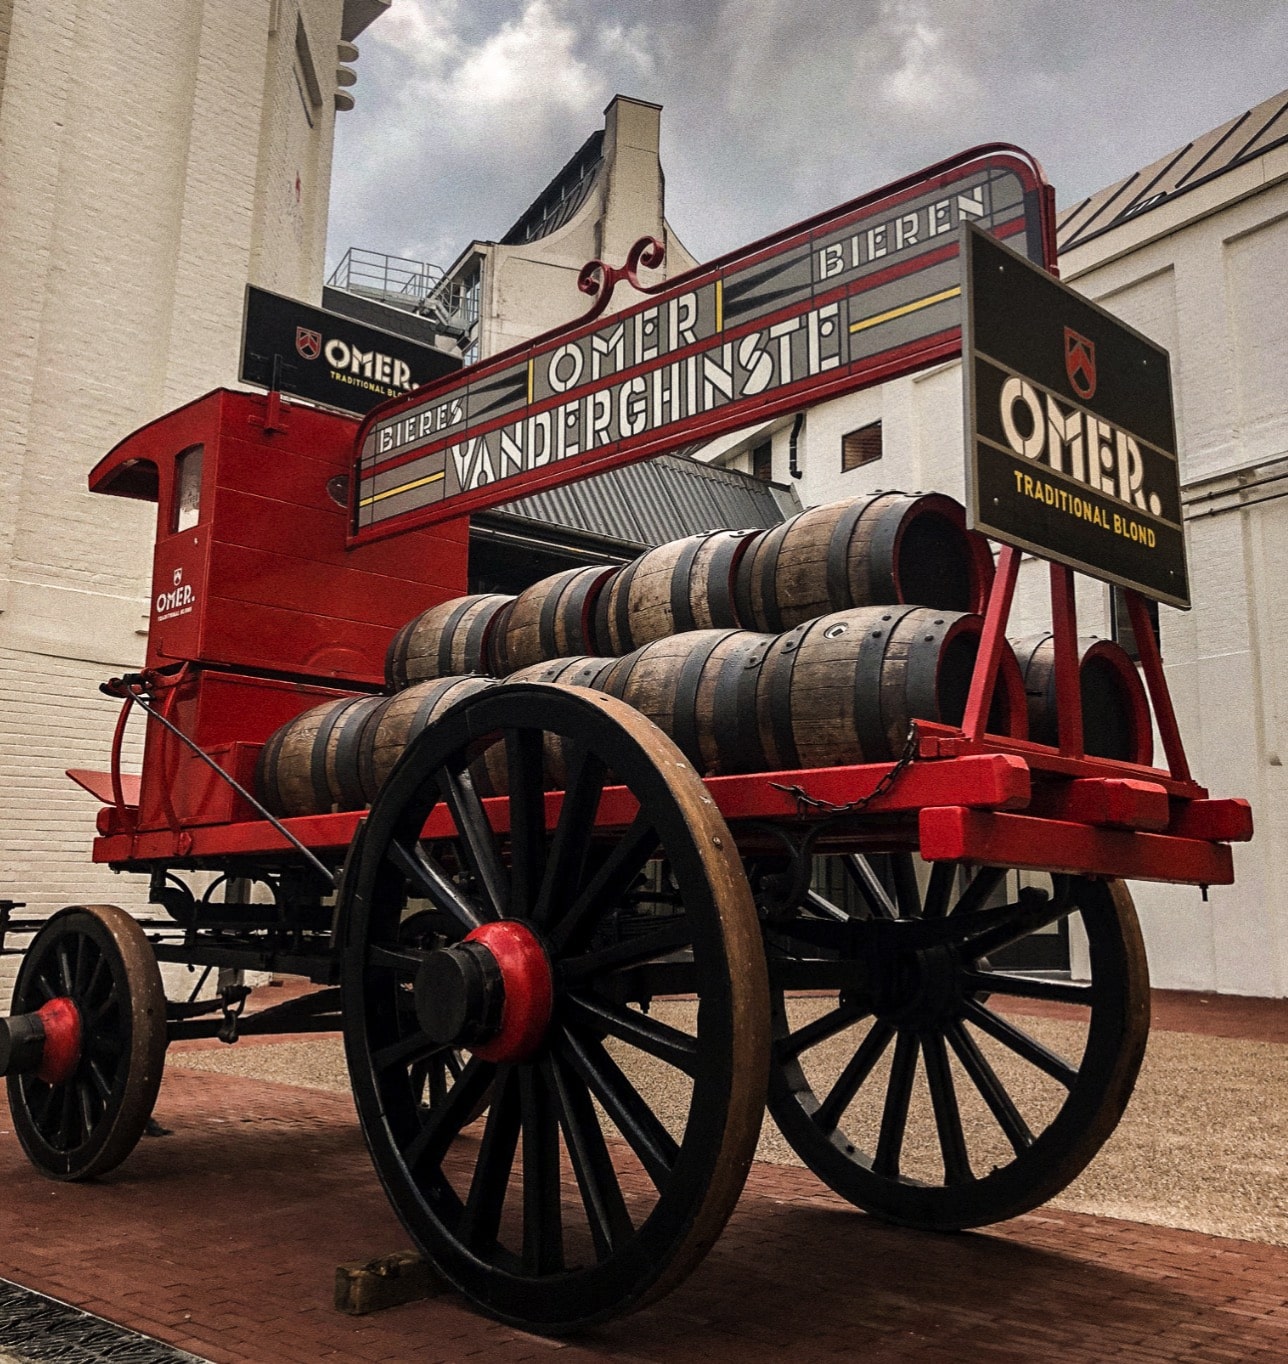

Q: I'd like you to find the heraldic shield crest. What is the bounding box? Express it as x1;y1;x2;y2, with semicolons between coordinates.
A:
1064;327;1096;400
296;327;322;362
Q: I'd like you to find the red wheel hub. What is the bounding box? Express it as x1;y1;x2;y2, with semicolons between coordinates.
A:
36;997;83;1085
413;921;553;1064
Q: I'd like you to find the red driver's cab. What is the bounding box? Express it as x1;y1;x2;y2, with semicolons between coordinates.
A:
87;388;469;831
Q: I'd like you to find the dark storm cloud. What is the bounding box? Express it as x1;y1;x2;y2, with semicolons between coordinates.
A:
328;0;1288;275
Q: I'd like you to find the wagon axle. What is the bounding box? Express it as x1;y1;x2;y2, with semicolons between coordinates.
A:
0;997;82;1085
414;920;553;1062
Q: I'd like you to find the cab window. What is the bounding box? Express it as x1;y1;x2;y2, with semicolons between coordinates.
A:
173;445;204;533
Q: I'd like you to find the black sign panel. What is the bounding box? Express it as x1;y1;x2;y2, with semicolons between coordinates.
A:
963;223;1189;608
239;285;459;417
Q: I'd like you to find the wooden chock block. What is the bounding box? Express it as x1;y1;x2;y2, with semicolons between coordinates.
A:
334;1250;446;1315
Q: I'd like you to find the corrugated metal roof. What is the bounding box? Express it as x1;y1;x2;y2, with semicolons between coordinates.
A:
489;454;800;551
1058;86;1288;253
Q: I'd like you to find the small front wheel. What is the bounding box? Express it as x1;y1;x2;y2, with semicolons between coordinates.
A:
4;904;166;1180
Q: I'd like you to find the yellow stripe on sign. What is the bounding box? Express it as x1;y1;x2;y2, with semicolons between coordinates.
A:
527;358;534;404
359;469;445;507
715;278;723;332
848;285;961;335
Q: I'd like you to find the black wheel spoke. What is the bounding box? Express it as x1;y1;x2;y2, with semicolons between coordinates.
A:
962;970;1095;1008
372;1030;443;1074
533;746;607;928
505;729;548;920
519;1065;564;1274
550;813;657;951
962;1000;1079;1088
843;854;897;919
961;892;1073;960
368;944;425;975
56;943;75;995
87;1059;114;1103
558;1028;679;1188
814;1018;894;1133
950;865;1007;918
890;853;920;919
873;1029;919;1179
84;955;110;1007
387;838;486;932
459;1067;521;1254
75;1080;96;1147
439;768;509;917
922;1032;972;1185
564;993;698;1076
561;917;691;985
88;988;120;1030
778;1000;870;1062
547;1053;633;1259
86;1032;124;1061
34;969;60;1004
402;1057;496;1173
71;937;90;996
924;862;957;919
804;890;849;922
944;1020;1034;1155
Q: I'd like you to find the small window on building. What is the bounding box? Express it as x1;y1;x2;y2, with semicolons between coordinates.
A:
173;445;204;533
751;441;772;482
842;420;882;472
1111;585;1159;662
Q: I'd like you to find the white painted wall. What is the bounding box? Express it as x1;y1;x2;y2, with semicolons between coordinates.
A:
0;0;376;990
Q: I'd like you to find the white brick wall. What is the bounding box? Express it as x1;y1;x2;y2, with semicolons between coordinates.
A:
0;0;363;990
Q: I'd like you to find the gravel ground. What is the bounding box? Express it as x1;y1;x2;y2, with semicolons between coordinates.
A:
170;1000;1288;1247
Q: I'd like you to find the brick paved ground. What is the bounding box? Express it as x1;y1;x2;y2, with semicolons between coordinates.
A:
1;992;1286;1362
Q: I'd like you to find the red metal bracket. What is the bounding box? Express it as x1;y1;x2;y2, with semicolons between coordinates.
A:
962;544;1020;743
1126;589;1191;782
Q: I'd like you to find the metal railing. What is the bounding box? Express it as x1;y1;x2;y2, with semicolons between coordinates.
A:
327;247;479;343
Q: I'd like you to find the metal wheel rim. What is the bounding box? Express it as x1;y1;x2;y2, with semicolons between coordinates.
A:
342;684;769;1331
7;904;166;1181
766;862;1149;1230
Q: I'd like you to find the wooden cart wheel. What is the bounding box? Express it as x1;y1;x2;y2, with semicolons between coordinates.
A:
341;684;769;1332
4;904;166;1181
766;860;1149;1230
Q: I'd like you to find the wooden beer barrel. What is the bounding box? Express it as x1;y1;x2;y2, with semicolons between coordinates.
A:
596;530;759;653
734;492;994;632
257;694;386;818
385;594;514;688
499;656;619;786
492;566;617;675
601;629;775;774
756;606;1027;770
1012;633;1153;764
359;675;499;801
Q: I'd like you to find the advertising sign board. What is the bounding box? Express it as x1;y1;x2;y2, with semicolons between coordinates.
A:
240;286;459;417
351;145;1054;543
962;223;1189;608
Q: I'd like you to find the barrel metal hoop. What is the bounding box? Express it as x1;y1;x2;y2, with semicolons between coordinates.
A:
385;614;418;690
671;631;726;768
336;696;382;809
713;637;768;773
669;536;706;635
612;556;644;652
709;530;756;630
312;697;364;811
868;495;910;604
436;597;478;677
766;622;810;769
824;500;870;611
537;572;574;657
854;604;918;761
757;518;794;633
903;612;955;744
463;595;504;674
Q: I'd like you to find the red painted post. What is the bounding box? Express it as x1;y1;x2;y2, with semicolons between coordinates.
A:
1126;589;1191;782
1049;563;1084;757
963;545;1020;743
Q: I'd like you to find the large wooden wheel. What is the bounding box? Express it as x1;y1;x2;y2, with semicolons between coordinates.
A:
3;904;166;1180
341;684;769;1332
766;860;1149;1230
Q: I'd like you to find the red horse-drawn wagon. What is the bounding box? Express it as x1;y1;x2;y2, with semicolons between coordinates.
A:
0;146;1251;1333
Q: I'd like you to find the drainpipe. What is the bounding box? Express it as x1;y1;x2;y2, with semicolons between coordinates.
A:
788;411;805;479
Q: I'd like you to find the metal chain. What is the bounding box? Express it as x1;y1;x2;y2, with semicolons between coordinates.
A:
769;723;920;817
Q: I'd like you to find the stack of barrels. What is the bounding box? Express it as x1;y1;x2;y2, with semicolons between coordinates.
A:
257;490;1150;817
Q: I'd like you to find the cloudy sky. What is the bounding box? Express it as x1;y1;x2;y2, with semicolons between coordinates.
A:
327;0;1287;276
